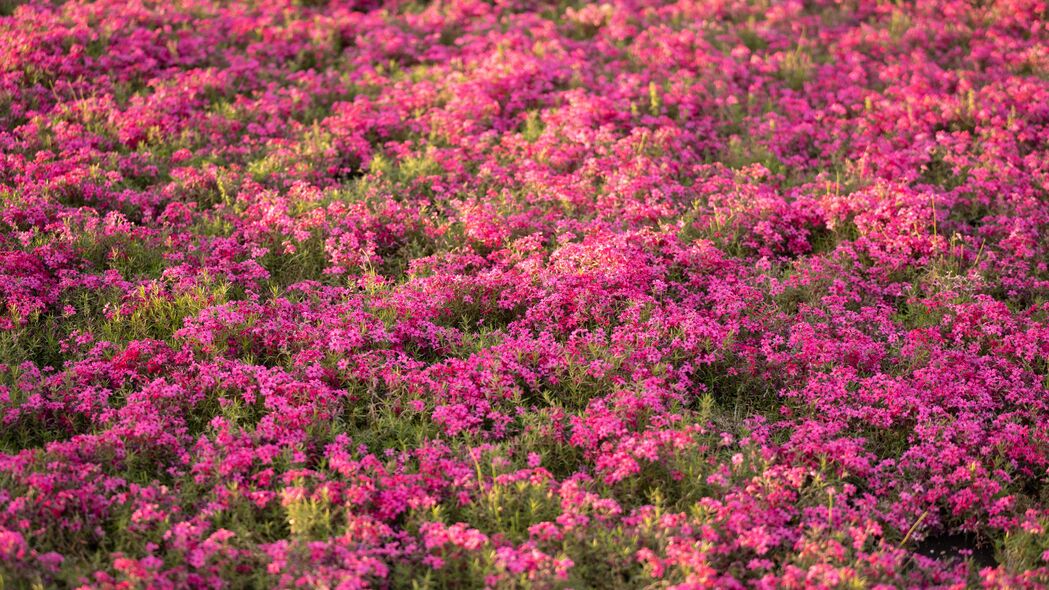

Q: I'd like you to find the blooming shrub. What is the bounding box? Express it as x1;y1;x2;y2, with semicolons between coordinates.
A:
1;0;1048;588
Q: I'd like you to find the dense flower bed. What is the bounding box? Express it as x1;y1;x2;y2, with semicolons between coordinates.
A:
1;0;1048;587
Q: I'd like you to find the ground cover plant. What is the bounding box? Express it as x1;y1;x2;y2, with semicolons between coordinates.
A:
0;0;1048;587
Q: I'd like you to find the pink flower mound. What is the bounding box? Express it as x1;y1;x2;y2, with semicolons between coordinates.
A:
1;0;1049;587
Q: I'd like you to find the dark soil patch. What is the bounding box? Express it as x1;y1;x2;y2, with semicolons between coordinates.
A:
915;532;996;568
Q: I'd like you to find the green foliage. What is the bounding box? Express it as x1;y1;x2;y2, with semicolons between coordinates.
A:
259;234;331;289
329;384;442;454
284;484;336;540
463;479;560;544
521;110;545;143
722;134;786;174
0;0;26;17
100;284;226;345
777;47;813;91
918;150;969;191
996;521;1049;574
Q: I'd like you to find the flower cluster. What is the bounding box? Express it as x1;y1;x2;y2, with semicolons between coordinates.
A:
1;0;1048;588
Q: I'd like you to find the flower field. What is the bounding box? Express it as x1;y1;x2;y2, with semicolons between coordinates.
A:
1;0;1048;587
